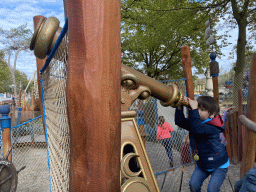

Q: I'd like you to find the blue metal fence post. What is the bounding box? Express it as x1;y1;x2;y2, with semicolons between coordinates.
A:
0;105;12;160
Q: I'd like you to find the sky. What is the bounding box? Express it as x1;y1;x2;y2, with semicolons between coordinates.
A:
0;0;65;79
0;0;246;80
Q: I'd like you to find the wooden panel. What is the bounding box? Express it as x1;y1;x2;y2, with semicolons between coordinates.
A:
224;118;232;159
229;112;239;164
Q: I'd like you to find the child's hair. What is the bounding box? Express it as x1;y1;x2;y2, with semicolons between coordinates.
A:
196;96;220;116
158;116;165;125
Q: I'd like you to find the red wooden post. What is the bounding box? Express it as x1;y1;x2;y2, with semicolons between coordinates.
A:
212;77;219;104
240;53;256;179
67;0;121;191
181;46;194;100
224;117;232;159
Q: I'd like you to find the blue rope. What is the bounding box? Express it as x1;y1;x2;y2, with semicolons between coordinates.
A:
40;77;52;192
154;162;194;176
11;115;42;129
40;17;69;74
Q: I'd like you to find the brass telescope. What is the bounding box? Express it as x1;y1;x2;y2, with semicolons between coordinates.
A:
30;16;190;110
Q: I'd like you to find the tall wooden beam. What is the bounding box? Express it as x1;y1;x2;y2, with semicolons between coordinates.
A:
181;46;194;100
240;53;256;179
67;0;121;191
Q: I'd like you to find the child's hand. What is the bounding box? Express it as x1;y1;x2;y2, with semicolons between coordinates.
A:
184;96;198;110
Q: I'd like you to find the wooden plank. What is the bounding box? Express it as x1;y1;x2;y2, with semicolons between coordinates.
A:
180;165;195;192
179;164;235;192
161;166;183;192
229;112;239;164
237;89;243;162
227;163;241;191
220;175;233;192
240;52;256;178
224;117;232;159
155;173;166;191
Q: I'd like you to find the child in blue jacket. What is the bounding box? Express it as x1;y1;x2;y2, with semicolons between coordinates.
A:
175;96;229;192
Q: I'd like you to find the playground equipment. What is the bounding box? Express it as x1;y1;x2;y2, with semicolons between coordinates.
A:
29;7;191;191
0;105;26;191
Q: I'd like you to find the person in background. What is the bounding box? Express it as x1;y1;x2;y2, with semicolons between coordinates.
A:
157;116;175;167
180;133;192;165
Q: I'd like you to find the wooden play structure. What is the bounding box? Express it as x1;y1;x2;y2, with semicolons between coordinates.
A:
29;1;256;191
29;10;190;191
1;0;255;191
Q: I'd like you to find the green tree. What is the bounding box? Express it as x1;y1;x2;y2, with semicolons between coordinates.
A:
202;0;256;106
0;51;31;94
0;24;32;104
121;0;215;79
0;51;12;93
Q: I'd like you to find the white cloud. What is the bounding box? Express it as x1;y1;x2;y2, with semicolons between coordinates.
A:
0;0;64;78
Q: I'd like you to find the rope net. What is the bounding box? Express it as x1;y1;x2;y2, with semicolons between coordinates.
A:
11;116;50;191
41;31;70;191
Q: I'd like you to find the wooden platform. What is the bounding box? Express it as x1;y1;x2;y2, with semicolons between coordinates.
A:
155;163;242;192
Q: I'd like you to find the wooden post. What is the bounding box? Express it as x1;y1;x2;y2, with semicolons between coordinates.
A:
0;105;12;161
237;88;243;161
181;46;195;168
67;0;121;191
224;116;232;158
240;53;256;179
209;53;219;103
230;111;239;164
212;77;219;103
63;0;68;19
32;15;47;135
181;46;194;100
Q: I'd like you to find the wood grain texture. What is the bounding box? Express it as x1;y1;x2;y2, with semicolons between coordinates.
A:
67;0;121;191
181;46;194;100
240;53;256;178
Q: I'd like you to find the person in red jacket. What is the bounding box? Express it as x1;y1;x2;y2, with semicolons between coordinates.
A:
157;116;175;167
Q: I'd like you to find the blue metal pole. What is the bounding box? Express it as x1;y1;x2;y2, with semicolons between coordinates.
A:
0;105;11;160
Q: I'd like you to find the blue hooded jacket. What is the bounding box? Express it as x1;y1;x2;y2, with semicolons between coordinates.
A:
175;108;229;170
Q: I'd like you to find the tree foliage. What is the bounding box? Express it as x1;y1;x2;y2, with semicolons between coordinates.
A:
0;24;32;103
121;0;217;79
200;0;256;106
0;50;31;93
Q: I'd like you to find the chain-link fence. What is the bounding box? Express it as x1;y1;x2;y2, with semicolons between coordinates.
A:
131;79;194;175
0;115;50;191
220;57;254;163
221;60;252;115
